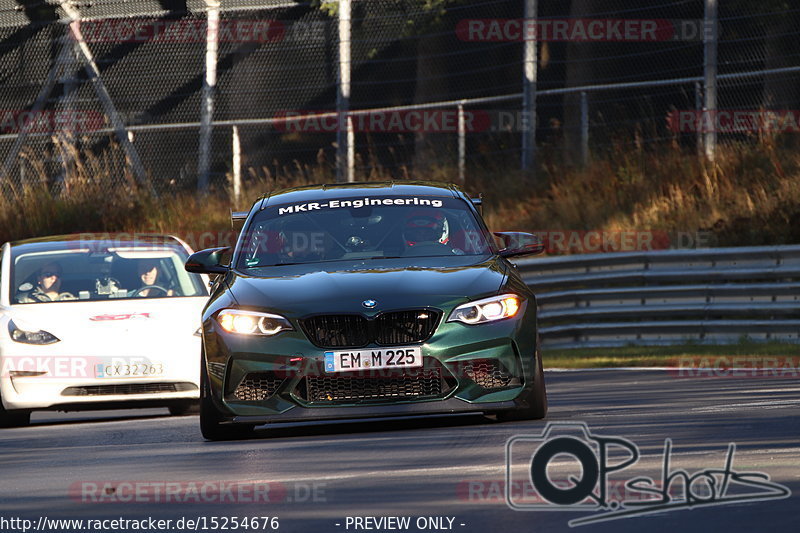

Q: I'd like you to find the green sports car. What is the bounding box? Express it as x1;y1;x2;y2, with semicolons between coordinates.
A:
186;181;547;440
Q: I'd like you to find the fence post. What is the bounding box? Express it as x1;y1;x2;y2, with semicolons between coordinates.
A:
695;81;703;157
198;0;220;193
580;91;589;168
232;125;241;206
703;0;718;162
457;102;466;185
336;0;354;183
521;0;537;177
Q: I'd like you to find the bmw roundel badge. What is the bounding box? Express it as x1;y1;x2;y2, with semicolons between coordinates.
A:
362;299;377;308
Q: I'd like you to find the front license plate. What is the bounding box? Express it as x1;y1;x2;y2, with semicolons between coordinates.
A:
95;361;165;379
324;346;422;373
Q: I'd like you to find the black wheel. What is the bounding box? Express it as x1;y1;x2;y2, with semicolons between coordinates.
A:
496;347;547;422
168;400;199;416
0;391;31;428
199;351;255;441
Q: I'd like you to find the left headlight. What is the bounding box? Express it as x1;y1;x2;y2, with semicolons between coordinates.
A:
447;294;521;325
217;309;294;336
8;319;60;345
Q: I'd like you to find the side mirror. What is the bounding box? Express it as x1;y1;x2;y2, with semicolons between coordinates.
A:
185;247;231;275
494;232;544;258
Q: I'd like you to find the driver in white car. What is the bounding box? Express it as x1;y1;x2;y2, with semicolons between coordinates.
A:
133;261;174;297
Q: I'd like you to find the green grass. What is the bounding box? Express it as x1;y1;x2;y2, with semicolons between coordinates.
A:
543;342;800;368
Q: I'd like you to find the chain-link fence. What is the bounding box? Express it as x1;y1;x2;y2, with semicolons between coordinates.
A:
1;0;799;196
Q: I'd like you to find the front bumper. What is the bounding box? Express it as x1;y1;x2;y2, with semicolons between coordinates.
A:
203;305;539;422
230;397;522;425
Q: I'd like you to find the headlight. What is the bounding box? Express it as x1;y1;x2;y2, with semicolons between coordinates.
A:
8;319;60;345
217;309;293;336
447;294;521;325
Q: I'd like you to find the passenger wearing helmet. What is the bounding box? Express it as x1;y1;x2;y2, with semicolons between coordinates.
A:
402;210;454;256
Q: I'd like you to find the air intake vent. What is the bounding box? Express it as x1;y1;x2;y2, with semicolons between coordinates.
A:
232;373;284;401
62;382;197;396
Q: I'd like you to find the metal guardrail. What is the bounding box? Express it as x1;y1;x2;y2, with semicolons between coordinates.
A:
514;245;800;350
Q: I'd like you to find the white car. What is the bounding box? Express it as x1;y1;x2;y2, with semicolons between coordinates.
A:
0;234;209;427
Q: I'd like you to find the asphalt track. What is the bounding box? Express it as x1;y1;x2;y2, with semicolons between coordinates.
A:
0;369;798;533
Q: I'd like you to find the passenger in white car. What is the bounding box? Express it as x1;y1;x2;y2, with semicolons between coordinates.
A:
17;262;75;303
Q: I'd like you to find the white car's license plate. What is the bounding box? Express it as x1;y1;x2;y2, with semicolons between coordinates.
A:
324;346;422;373
95;361;165;379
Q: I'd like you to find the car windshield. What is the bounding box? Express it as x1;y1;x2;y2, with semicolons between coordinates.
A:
237;195;494;268
11;245;207;304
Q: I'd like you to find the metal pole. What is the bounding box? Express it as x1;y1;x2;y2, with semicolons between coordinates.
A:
60;2;151;194
0;40;71;191
703;0;718;162
232;125;241;206
198;0;220;193
521;0;537;176
580;91;589;168
337;0;354;183
457;103;465;185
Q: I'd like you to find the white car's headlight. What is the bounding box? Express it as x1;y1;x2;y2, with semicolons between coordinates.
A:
217;309;293;336
447;294;521;325
8;319;60;345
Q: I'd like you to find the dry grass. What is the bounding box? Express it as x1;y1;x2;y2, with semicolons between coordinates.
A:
3;135;800;249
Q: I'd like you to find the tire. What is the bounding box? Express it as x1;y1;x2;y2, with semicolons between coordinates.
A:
0;390;31;428
199;351;255;441
168;400;199;416
496;347;547;422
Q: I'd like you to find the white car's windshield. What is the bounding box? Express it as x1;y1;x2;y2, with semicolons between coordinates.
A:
12;246;206;304
237;195;495;268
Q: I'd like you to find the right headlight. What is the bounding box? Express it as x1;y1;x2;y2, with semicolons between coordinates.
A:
8;319;60;345
447;294;521;325
216;309;294;336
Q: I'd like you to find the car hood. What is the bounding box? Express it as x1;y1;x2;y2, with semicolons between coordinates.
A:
228;256;510;314
4;297;206;346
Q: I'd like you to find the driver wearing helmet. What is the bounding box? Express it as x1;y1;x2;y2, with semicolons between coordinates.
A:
402;210;453;253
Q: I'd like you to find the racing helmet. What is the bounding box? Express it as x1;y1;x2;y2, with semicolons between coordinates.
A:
403;210;449;246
